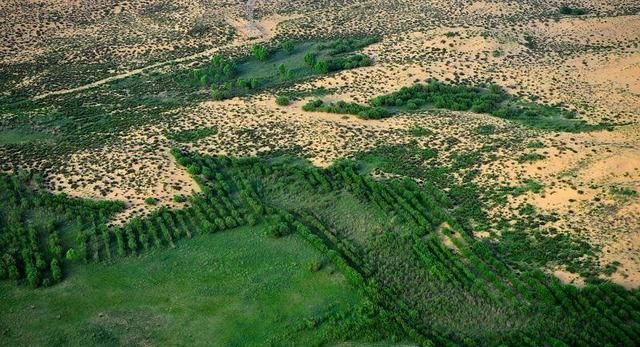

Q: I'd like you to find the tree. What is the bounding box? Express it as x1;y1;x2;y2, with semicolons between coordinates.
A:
144;197;158;205
50;259;62;283
278;63;287;77
65;248;77;261
282;40;295;54
236;78;247;89
314;60;329;74
252;44;269;61
304;52;316;67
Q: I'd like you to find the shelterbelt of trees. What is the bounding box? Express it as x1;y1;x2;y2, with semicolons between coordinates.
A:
1;148;639;346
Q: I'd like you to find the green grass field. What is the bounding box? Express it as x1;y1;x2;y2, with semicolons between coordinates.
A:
0;225;365;347
0;127;53;145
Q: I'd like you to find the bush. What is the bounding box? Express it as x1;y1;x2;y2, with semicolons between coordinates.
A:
282;40;295;54
144;197;158;205
560;5;587;15
275;96;291;106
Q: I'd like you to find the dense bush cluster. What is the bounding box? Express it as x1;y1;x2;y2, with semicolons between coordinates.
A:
302;99;390;119
190;37;377;101
371;80;509;112
304;79;601;132
166;126;218;143
560;5;588;15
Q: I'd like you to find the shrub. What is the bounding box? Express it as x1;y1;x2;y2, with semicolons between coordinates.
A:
144;197;158;205
560;5;587;15
275;96;291;106
282;40;295;54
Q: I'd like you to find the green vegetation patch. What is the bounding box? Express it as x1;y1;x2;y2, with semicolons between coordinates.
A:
302;80;609;132
560;5;588;15
190;37;377;100
166;126;218;143
0;127;54;145
0;225;367;346
302;99;390;119
0;171;124;288
2;148;640;346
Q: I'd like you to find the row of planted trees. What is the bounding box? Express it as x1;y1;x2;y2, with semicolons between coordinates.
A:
0;172;123;287
3;152;639;346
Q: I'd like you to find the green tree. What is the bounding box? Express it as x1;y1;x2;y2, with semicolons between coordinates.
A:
314;60;329;74
278;63;287;77
50;259;62;283
252;44;269;61
282;40;295;54
304;52;316;67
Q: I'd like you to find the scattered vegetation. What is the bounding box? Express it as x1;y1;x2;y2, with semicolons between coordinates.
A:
166;126;218;143
610;185;637;197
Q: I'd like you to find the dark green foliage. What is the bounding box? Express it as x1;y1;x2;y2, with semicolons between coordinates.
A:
275;96;291;106
324;54;372;71
251;44;269;61
191;38;377;101
0;171;123;287
370;80;604;132
313;60;330;74
302;99;390;119
281;40;295;54
304;52;317;67
610;186;637;197
166;126;217;143
302;80;603;132
560;5;588;15
517;152;546;163
144;197;158;205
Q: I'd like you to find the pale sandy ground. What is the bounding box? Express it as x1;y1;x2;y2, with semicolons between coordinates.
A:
2;2;639;287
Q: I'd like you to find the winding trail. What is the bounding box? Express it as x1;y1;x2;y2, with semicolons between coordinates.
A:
34;0;264;101
34;45;229;100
